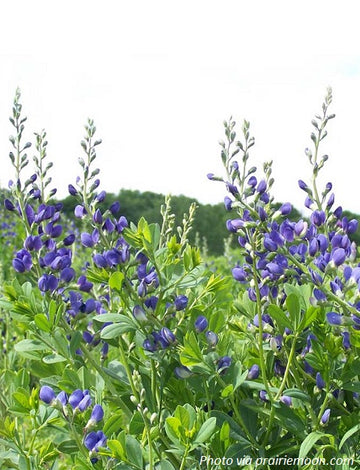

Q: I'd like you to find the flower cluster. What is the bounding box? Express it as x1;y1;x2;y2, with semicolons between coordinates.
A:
207;89;360;434
39;385;106;460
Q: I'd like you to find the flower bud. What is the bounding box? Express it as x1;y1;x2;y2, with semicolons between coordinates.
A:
195;315;208;333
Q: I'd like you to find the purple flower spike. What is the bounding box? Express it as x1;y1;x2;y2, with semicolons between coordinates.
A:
316;372;326;390
195;315;208;333
56;391;68;406
311;210;326;227
78;275;93;292
280;395;292;407
247;364;260;380
93;253;107;268
78;394;92;412
326;312;344;326
256;180;267;194
69;389;88;409
133;305;147;323
279;202;292;215
205;331;218;347
96;191;106;203
74;205;87;218
63;233;76;246
217;356;232;374
298;180;308;191
90;404;104;422
81;232;95;248
39;385;55;404
68;184;78;196
160;327;176;345
174;295;188;311
347;219;358;234
84;431;107;452
110;201;121;215
320;408;331;425
331;248;346;267
342;331;351;349
93;209;103;224
224;196;232;211
4;199;15;211
60;267;75;283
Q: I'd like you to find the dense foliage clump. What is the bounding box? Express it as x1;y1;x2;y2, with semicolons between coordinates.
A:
0;88;360;470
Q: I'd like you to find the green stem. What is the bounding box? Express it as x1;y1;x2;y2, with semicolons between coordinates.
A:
61;320;133;420
179;444;190;470
151;359;160;410
251;246;274;402
316;389;330;430
274;333;298;401
217;375;258;447
118;338;139;400
68;418;90;461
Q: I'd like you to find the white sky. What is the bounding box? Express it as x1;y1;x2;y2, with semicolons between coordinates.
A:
1;0;360;213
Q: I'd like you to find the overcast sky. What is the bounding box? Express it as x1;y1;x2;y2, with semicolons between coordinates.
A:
1;1;360;214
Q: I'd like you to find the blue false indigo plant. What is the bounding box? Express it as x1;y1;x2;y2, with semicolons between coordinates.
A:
0;87;360;469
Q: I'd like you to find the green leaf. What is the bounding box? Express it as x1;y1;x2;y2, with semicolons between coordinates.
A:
48;299;57;324
221;384;234;398
284;283;311;311
100;317;136;339
42;353;67;364
180;331;203;367
109;271;124;291
285;293;301;328
342;382;360;394
69;331;83;357
282;388;311;402
125;434;143;468
274;404;306;438
107;439;126;460
267;304;293;332
194;417;217;443
183;245;193;272
299;306;320;330
183;404;197;430
174;405;191;431
138;217;152;242
299;431;326;460
103;413;125;436
154;461;176;470
57;440;79;454
34;313;51;332
165;417;183;444
21;281;33;299
208;310;225;333
93;313;126;323
233;368;249;392
225;443;253;464
12;390;31;410
220;421;230;444
14;339;48;360
129;411;144;435
339;423;360;450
